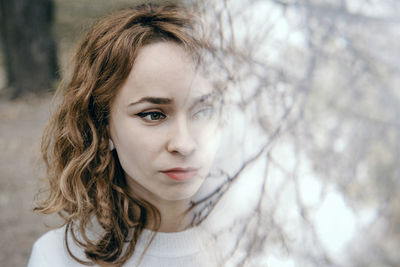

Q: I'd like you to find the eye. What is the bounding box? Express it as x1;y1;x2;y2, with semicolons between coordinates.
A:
192;106;214;120
137;111;166;122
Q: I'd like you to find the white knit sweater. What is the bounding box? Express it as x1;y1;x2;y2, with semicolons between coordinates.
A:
27;225;220;267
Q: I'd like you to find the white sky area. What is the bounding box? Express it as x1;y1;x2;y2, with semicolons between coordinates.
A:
205;103;376;266
202;0;390;265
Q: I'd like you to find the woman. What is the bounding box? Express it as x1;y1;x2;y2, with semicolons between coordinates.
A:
28;3;222;266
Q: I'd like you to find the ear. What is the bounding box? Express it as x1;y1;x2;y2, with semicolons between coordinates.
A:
109;139;115;151
106;124;115;150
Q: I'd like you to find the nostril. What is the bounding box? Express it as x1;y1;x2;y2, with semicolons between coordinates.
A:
167;138;196;156
166;117;197;156
167;133;196;156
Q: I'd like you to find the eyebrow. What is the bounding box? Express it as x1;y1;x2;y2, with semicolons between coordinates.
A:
128;97;172;107
194;93;213;103
192;92;222;105
128;92;220;107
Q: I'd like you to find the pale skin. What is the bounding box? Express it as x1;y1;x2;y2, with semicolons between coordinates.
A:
109;42;220;232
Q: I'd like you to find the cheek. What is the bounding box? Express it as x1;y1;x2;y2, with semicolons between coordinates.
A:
195;121;221;158
116;126;165;158
115;127;166;179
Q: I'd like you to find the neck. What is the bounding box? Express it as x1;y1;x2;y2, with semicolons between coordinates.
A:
147;199;193;232
126;177;195;232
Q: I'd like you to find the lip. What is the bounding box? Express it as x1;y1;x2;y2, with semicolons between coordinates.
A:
160;167;199;181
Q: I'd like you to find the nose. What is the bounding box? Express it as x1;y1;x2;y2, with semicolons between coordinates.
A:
167;116;196;157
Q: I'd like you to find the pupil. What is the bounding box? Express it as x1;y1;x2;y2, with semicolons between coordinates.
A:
151;113;160;120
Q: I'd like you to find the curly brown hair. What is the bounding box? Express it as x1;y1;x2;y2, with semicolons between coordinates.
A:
35;3;206;266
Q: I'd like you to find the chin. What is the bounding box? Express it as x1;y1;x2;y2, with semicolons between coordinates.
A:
158;183;203;202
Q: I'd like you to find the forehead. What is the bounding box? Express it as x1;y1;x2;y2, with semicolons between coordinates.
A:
116;42;212;103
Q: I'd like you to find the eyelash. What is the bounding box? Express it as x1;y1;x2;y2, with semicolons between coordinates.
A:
193;106;214;119
136;106;215;123
137;111;166;122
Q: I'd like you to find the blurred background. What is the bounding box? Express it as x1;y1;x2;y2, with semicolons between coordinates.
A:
0;0;399;266
0;1;148;266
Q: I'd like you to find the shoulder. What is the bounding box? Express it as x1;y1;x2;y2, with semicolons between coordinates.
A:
27;226;89;267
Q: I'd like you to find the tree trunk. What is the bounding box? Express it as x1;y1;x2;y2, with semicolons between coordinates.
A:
0;0;58;98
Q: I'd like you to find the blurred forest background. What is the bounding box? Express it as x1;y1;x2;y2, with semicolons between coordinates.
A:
0;0;399;266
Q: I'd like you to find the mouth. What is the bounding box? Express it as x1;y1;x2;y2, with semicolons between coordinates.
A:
160;167;199;181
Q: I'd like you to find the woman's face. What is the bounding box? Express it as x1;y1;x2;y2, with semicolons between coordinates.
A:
109;42;220;204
